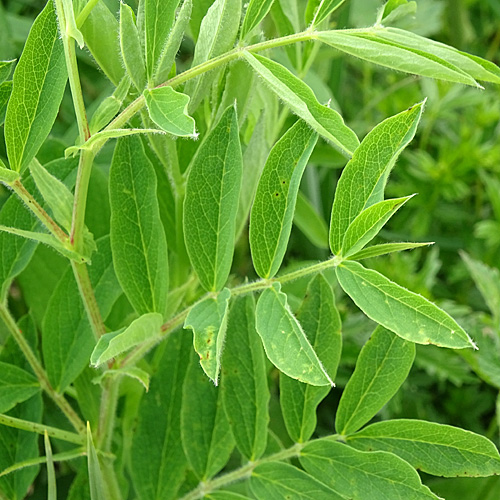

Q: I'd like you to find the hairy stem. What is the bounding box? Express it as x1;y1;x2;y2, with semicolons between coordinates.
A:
179;443;304;500
0;304;86;435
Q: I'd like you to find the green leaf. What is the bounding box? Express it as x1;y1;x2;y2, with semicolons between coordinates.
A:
241;0;276;39
80;1;124;86
89;76;130;135
346;242;432;261
348;419;500;478
293;192;329;249
342;195;414;257
0;60;15;84
44;432;56;500
92;365;150;391
90;312;163;367
5;1;67;172
141;0;180;83
309;0;346;26
221;295;270;460
316;27;497;87
0;80;13;125
250;120;317;278
335;326;415;435
329;102;424;254
131;330;191;500
242;52;359;157
86;423;106;500
43;236;122;392
120;2;146;91
181;350;234;480
110;135;169;317
378;0;417;26
29;159;73;232
205;493;251;500
461;252;500;321
255;282;334;387
280;274;341;442
250;462;344;499
0;362;39;413
184;0;242;112
153;0;193;86
366;26;500;85
300;439;439;499
184;288;231;385
183;105;242;292
336;260;476;349
0;162;20;184
144;86;196;137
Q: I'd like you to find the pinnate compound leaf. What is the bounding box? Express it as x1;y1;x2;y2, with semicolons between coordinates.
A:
184;288;231;385
241;0;276;39
243;52;359;157
348;419;500;477
90;312;163;367
0;362;39;413
336;260;476;349
153;0;193;85
317;29;482;87
86;424;106;500
184;105;242;292
43;236;122;392
131;330;191;500
347;242;432;261
141;0;180;83
250;462;344;499
119;2;146;91
335;326;415;435
329;102;423;254
280;274;341;442
144;86;196;137
255;282;333;387
342;195;414;257
185;0;241;112
250;120;318;278
221;295;270;460
300;440;440;499
5;1;67;172
110;135;169;317
181;350;234;480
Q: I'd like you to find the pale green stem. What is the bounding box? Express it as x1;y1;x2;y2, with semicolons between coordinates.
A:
76;0;100;27
97;377;120;452
180;443;304;500
0;414;84;445
0;304;86;435
10;179;69;243
71;260;106;339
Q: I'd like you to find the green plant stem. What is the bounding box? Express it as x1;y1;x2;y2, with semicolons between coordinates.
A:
97;377;120;452
180;443;304;500
10;179;69;243
76;0;100;27
121;256;340;368
0;304;86;435
71;260;106;339
0;414;84;445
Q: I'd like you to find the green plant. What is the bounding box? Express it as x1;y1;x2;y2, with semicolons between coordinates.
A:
0;0;500;498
